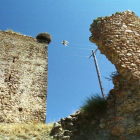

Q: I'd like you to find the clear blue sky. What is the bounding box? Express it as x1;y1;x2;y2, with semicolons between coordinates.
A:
1;0;140;123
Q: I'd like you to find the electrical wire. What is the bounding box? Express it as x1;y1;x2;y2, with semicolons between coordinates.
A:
68;47;93;51
69;54;89;58
70;43;95;47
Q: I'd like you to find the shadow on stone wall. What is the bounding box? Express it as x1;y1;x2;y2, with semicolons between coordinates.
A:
50;10;140;140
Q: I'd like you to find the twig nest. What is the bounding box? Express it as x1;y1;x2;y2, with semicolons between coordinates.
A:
36;32;51;44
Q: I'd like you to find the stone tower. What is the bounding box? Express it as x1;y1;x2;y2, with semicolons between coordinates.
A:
51;10;140;140
89;10;140;139
0;31;51;123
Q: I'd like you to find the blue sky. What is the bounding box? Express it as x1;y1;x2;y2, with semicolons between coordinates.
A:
1;0;140;123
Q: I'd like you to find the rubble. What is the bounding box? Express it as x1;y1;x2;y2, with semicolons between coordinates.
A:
51;10;140;140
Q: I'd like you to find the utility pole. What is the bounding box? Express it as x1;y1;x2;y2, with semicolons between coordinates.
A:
89;49;106;99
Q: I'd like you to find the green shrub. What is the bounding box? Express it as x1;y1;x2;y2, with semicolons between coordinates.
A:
80;94;108;119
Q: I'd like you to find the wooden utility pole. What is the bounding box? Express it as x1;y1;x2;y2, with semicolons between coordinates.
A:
89;49;106;99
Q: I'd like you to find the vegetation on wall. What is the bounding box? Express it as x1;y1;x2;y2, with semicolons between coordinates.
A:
6;28;21;34
115;11;122;14
80;93;108;119
104;71;119;81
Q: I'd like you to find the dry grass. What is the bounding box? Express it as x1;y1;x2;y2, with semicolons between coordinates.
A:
6;28;21;34
127;126;140;135
0;122;54;139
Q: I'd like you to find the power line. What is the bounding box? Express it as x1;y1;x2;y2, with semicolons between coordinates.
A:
69;43;95;47
67;47;93;51
69;54;89;58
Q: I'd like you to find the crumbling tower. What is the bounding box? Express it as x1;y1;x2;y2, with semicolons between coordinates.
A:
90;10;140;139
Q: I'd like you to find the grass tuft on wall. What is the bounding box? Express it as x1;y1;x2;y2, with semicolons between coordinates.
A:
80;93;108;119
6;28;21;34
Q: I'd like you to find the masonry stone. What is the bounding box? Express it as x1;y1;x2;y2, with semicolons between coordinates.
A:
51;10;140;140
0;31;51;123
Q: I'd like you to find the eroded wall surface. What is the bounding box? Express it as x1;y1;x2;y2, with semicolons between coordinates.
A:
51;10;140;140
0;31;48;123
89;10;140;139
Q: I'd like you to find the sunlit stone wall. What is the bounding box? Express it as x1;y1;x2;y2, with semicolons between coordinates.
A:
0;31;49;123
90;10;140;139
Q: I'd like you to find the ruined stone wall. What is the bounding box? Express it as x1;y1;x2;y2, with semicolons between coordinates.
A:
89;10;140;140
0;31;48;123
51;11;140;140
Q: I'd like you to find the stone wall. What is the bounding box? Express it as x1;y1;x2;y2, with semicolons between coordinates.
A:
51;10;140;140
89;10;140;139
0;31;49;123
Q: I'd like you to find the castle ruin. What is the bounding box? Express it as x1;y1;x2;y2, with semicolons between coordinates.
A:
0;31;51;123
51;10;140;140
